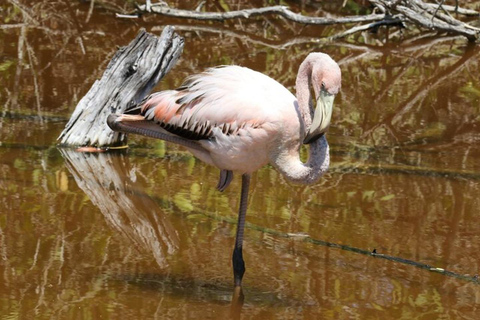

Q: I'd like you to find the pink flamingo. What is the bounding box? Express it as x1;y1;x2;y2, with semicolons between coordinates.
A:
107;52;341;287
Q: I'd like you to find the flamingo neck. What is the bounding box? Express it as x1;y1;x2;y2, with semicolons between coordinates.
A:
295;59;314;130
270;56;329;184
272;135;330;185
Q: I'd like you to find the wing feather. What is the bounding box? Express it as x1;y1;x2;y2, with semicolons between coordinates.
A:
133;65;296;141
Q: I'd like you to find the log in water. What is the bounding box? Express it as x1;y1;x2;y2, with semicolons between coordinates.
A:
57;26;184;148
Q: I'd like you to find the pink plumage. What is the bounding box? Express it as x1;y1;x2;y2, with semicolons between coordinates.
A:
107;52;341;287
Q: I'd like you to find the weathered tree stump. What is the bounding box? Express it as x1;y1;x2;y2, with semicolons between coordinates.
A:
57;26;184;147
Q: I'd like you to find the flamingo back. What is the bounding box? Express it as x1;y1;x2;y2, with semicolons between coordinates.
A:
133;65;301;173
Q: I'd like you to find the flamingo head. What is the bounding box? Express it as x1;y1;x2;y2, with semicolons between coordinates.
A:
303;53;341;144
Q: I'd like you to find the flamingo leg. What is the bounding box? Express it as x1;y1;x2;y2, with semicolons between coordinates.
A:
233;173;250;287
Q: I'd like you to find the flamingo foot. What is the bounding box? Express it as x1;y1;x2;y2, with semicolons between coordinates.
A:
232;246;245;287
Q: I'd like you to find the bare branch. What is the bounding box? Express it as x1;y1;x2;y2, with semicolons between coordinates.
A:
370;0;479;41
132;2;479;43
153;24;327;50
424;2;479;16
0;23;27;29
329;16;405;40
135;4;385;25
413;0;480;30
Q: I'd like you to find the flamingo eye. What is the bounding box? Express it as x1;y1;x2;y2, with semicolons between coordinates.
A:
321;82;326;90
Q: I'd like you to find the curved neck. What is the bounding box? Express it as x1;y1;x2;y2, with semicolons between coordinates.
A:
295;59;314;130
271;58;329;185
272;135;330;185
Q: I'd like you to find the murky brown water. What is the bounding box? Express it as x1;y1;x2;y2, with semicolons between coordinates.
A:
1;0;480;318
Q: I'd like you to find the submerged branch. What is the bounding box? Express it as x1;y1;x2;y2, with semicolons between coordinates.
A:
154;22;451;53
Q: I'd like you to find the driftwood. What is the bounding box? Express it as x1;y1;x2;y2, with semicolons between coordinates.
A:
57;26;184;147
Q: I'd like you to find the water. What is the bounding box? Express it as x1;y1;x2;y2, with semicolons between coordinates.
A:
1;0;480;318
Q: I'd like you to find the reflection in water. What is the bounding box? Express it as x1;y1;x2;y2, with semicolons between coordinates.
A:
60;148;248;316
60;149;179;269
230;286;244;320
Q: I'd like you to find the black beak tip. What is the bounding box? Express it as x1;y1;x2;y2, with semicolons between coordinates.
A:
303;132;325;144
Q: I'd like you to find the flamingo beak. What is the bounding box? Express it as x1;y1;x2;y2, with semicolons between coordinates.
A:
303;90;335;144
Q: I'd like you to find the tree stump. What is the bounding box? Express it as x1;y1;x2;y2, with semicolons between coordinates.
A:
57;26;184;148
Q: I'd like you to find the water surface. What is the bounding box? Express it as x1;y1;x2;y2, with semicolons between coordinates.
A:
1;1;480;318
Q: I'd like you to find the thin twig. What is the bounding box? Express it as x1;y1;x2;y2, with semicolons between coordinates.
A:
25;41;43;125
431;0;447;21
116;13;139;19
0;23;27;29
86;0;95;23
7;0;39;25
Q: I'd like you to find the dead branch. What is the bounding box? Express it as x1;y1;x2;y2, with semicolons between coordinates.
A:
329;16;405;40
370;0;480;42
134;3;385;25
155;23;447;54
424;2;479;16
152;24;327;50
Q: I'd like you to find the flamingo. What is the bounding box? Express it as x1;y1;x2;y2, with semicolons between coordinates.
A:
107;52;341;287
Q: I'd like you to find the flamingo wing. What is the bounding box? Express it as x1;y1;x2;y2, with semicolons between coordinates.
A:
112;65;300;175
134;66;294;142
